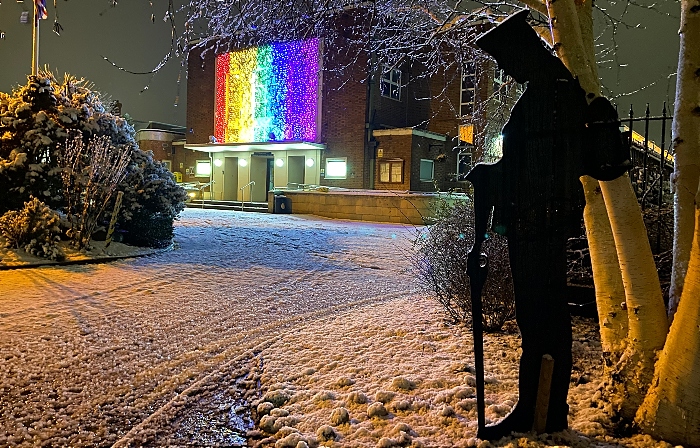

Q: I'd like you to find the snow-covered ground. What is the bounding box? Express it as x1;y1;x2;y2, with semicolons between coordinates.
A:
0;209;676;447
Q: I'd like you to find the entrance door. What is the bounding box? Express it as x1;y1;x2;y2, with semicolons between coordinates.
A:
223;157;239;201
267;159;275;193
288;155;305;187
250;156;271;202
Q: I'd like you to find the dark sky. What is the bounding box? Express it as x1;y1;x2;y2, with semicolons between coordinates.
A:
0;1;680;127
0;1;186;126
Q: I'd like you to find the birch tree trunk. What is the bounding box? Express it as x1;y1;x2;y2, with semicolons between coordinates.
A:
545;0;630;365
582;180;629;363
636;199;700;446
546;0;668;419
600;176;668;418
668;0;700;320
635;1;700;443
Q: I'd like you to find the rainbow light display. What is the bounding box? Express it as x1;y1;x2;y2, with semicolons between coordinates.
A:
214;39;320;144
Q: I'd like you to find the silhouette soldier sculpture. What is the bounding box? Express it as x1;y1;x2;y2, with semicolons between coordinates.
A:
467;10;630;440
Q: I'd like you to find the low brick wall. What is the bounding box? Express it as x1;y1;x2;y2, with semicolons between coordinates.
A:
267;190;445;225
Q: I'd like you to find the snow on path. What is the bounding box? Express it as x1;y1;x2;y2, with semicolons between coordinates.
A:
0;209;420;447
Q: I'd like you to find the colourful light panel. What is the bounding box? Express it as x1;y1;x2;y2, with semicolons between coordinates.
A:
214;39;320;144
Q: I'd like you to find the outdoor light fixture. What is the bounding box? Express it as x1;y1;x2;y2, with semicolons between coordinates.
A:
214;158;223;167
306;158;315;167
239;159;248;167
214;39;320;143
275;158;284;167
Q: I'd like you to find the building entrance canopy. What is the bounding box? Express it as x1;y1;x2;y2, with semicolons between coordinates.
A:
184;141;325;153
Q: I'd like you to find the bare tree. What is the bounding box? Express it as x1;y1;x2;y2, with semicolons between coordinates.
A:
60;134;131;249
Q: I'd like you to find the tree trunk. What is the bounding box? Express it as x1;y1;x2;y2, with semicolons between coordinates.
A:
668;0;700;320
582;178;628;364
599;176;668;418
636;201;700;446
636;1;700;443
546;0;629;364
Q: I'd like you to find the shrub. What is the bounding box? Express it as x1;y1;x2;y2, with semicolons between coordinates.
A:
60;134;130;249
109;148;187;248
0;197;64;260
0;71;186;248
413;196;515;331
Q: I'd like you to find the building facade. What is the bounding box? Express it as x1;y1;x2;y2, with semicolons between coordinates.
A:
182;15;511;201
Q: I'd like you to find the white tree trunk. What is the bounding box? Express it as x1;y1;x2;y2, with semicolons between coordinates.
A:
582;178;628;362
600;176;668;418
546;0;630;363
636;203;700;446
668;0;700;320
636;1;700;443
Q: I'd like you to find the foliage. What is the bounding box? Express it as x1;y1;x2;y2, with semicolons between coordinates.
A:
109;148;187;248
59;134;130;249
0;71;136;214
413;196;515;331
0;70;186;248
0;197;64;260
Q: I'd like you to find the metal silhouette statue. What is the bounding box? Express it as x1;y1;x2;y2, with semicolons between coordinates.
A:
466;10;630;440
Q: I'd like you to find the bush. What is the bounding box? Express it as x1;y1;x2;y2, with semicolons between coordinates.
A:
414;197;515;331
0;71;187;248
0;197;65;260
109;148;187;248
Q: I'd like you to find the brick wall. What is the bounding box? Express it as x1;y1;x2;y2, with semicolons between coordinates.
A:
271;190;437;225
373;133;412;191
320;36;369;189
139;140;172;162
186;48;215;145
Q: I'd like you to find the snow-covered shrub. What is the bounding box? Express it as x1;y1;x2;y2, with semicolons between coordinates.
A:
0;197;64;260
108;148;186;248
413;197;515;331
0;72;136;214
0;70;186;248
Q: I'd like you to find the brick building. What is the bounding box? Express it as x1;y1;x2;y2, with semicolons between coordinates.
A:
181;13;512;202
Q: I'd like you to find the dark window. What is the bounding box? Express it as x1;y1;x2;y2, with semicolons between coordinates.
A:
380;67;402;101
460;61;476;116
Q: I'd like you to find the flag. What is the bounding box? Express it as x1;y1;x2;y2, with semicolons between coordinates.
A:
35;0;48;21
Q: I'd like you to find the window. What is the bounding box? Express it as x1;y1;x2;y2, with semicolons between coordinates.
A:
493;68;507;103
195;160;211;177
493;68;525;104
379;159;403;183
380;67;402;101
162;160;172;171
456;150;472;180
460;61;476;117
419;159;434;182
325;158;347;179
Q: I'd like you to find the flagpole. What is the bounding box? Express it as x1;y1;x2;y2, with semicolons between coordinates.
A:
31;1;39;76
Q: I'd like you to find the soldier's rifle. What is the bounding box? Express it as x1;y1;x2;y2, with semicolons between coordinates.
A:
465;161;501;436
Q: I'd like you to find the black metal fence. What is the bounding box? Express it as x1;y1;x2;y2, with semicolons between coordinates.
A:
622;102;674;253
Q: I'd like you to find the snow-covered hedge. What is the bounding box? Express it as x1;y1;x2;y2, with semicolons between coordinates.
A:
0;196;65;260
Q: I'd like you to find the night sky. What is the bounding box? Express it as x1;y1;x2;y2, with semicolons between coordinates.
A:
0;1;680;127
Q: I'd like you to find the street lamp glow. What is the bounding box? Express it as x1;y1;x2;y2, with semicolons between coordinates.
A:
239;159;248;167
306;158;315;167
214;158;223;167
275;158;284;167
